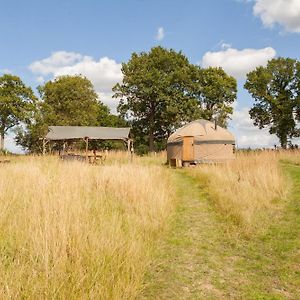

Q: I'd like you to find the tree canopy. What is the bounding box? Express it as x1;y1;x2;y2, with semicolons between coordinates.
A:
245;57;300;148
113;46;236;152
38;75;100;126
16;75;124;152
191;66;237;127
0;74;36;150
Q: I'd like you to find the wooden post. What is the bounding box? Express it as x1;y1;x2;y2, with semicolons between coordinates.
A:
42;138;49;156
42;138;46;156
127;139;133;163
85;137;89;162
48;140;52;155
127;139;131;162
131;140;134;162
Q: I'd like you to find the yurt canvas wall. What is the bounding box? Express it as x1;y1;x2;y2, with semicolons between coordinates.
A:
167;119;235;163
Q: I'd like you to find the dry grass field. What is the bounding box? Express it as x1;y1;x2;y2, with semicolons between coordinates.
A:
189;151;292;235
143;151;300;299
0;150;299;299
0;156;174;299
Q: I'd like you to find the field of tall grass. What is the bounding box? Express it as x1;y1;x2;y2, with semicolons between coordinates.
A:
0;149;297;297
188;151;298;235
0;157;174;298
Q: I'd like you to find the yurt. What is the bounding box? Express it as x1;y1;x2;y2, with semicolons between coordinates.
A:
167;119;235;165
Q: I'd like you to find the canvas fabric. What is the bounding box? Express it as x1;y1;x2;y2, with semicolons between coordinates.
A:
46;126;130;141
167;119;235;162
168;119;235;143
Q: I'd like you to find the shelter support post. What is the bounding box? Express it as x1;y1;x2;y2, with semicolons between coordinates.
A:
63;140;67;153
42;138;49;156
49;141;52;154
127;139;130;162
85;137;89;162
127;139;133;162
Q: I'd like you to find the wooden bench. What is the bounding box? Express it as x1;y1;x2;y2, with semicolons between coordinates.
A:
59;153;106;164
59;154;86;162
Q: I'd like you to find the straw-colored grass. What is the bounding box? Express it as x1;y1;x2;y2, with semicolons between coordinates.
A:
188;151;292;235
279;149;300;165
0;157;174;299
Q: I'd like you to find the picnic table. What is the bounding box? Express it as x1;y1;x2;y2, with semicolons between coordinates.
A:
60;152;106;164
87;154;105;164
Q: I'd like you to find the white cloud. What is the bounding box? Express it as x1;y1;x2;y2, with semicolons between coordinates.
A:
98;92;119;114
0;68;12;74
29;51;123;110
4;130;24;154
36;76;45;84
29;51;83;75
230;107;279;148
201;47;276;79
231;107;300;148
221;42;232;49
253;0;300;33
155;27;165;41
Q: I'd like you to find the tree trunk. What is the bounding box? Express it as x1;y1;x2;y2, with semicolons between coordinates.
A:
0;131;4;151
149;129;154;152
280;135;287;149
149;105;155;152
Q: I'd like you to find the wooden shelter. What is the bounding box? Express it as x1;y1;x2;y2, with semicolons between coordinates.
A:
167;119;235;166
43;126;132;161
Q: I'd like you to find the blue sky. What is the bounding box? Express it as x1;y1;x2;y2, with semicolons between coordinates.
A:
1;0;300;151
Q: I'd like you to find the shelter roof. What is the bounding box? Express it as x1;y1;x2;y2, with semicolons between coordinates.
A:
167;119;235;143
45;126;130;141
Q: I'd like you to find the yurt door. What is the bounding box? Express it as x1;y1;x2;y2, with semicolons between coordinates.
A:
182;136;194;161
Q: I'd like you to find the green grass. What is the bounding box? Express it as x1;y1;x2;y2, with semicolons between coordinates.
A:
141;163;300;299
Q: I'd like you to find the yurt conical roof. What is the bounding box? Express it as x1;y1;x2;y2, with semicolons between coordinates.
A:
167;119;235;143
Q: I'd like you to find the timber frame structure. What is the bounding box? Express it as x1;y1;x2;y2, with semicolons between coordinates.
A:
42;126;133;161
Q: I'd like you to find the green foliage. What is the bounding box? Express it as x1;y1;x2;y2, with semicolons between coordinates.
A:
191;66;237;127
113;47;237;152
113;46;201;152
16;75;125;152
38;75;100;126
245;57;300;148
97;103;128;127
0;74;37;149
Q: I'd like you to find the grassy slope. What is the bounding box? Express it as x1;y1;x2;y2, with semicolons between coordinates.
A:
141;164;300;299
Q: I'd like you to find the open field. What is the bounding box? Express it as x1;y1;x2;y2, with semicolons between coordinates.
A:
0;156;174;299
188;151;291;236
143;151;300;299
0;151;299;299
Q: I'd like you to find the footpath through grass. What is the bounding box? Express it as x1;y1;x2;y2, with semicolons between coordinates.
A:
141;164;300;299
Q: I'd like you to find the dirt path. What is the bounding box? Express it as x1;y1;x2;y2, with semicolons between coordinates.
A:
141;166;300;299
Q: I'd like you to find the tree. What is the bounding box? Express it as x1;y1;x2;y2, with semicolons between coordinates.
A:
191;66;237;127
16;75;122;152
113;46;200;152
244;58;300;148
97;102;128;127
0;74;36;150
38;75;100;126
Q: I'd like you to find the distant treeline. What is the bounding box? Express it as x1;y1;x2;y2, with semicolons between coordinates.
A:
0;47;299;153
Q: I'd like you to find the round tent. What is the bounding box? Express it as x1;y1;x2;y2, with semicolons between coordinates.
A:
167;119;235;164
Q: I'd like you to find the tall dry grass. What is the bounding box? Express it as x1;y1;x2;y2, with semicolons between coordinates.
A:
0;157;174;299
189;151;292;235
278;149;300;165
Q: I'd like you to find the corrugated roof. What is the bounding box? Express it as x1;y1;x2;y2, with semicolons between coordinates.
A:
45;126;130;140
167;119;235;143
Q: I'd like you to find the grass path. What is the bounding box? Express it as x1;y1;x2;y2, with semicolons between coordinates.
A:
141;164;300;299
